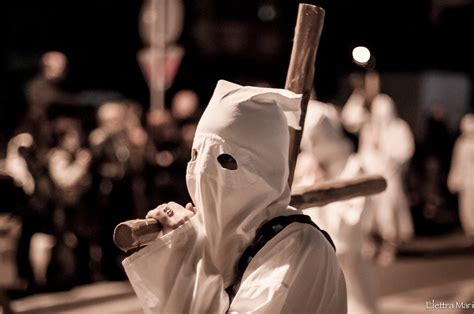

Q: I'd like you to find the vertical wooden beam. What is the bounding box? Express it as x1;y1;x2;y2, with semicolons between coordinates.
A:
285;4;325;187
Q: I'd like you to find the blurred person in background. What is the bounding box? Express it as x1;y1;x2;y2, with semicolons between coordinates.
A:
294;100;378;314
146;108;186;205
171;90;201;127
21;51;78;149
448;113;474;239
47;117;95;288
420;105;455;223
124;101;156;218
359;94;415;264
423;105;453;172
5;133;55;291
0;148;27;292
171;90;202;202
4;133;36;197
341;73;369;137
171;89;201;158
25;51;76;119
89;101;135;280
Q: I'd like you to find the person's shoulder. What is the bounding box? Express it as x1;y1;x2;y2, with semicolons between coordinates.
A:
278;221;336;254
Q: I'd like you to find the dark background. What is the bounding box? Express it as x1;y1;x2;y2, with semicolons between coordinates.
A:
1;0;472;141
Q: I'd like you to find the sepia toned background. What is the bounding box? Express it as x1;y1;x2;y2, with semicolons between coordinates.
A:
1;0;472;313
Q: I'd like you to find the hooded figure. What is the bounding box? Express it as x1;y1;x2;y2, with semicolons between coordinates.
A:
294;101;378;314
123;80;347;313
359;94;414;250
448;114;474;237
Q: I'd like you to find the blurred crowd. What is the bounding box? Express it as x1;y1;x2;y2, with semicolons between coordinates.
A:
346;79;473;243
340;74;473;242
293;85;472;312
0;51;201;293
0;51;472;305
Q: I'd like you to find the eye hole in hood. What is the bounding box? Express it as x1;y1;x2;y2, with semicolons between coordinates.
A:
217;153;238;170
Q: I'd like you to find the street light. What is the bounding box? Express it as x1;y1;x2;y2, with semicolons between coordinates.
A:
352;46;371;65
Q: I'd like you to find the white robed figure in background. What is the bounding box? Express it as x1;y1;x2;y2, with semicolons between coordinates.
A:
359;94;415;260
448;113;474;237
122;80;347;313
294;100;378;313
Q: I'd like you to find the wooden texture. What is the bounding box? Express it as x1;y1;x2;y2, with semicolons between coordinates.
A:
290;175;387;209
113;219;162;252
285;4;325;187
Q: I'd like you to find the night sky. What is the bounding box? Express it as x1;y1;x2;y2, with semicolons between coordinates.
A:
1;0;472;140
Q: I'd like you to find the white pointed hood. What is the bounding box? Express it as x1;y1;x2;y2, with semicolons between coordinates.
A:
186;80;302;285
300;101;353;178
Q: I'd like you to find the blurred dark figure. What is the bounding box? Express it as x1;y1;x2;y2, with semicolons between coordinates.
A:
423;105;453;212
25;51;76;119
0;169;25;299
424;105;453;171
20;51;78;149
124;101;156;218
89;101;135;280
171;90;202;188
415;105;457;233
46;117;95;288
4;133;54;291
146;108;186;205
0;169;26;215
0;177;18;311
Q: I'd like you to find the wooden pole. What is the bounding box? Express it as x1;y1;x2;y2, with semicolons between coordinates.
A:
113;175;387;252
290;175;386;209
285;4;325;187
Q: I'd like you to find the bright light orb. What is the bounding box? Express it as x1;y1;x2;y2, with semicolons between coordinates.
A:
352;46;371;65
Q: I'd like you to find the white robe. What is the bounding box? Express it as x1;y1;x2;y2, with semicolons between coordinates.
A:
448;114;474;237
358;95;415;242
123;81;347;313
123;210;346;313
301;157;378;314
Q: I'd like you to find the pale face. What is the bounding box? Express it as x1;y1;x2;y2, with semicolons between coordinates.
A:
172;90;199;120
98;103;126;134
371;94;395;123
42;51;67;80
62;130;80;152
